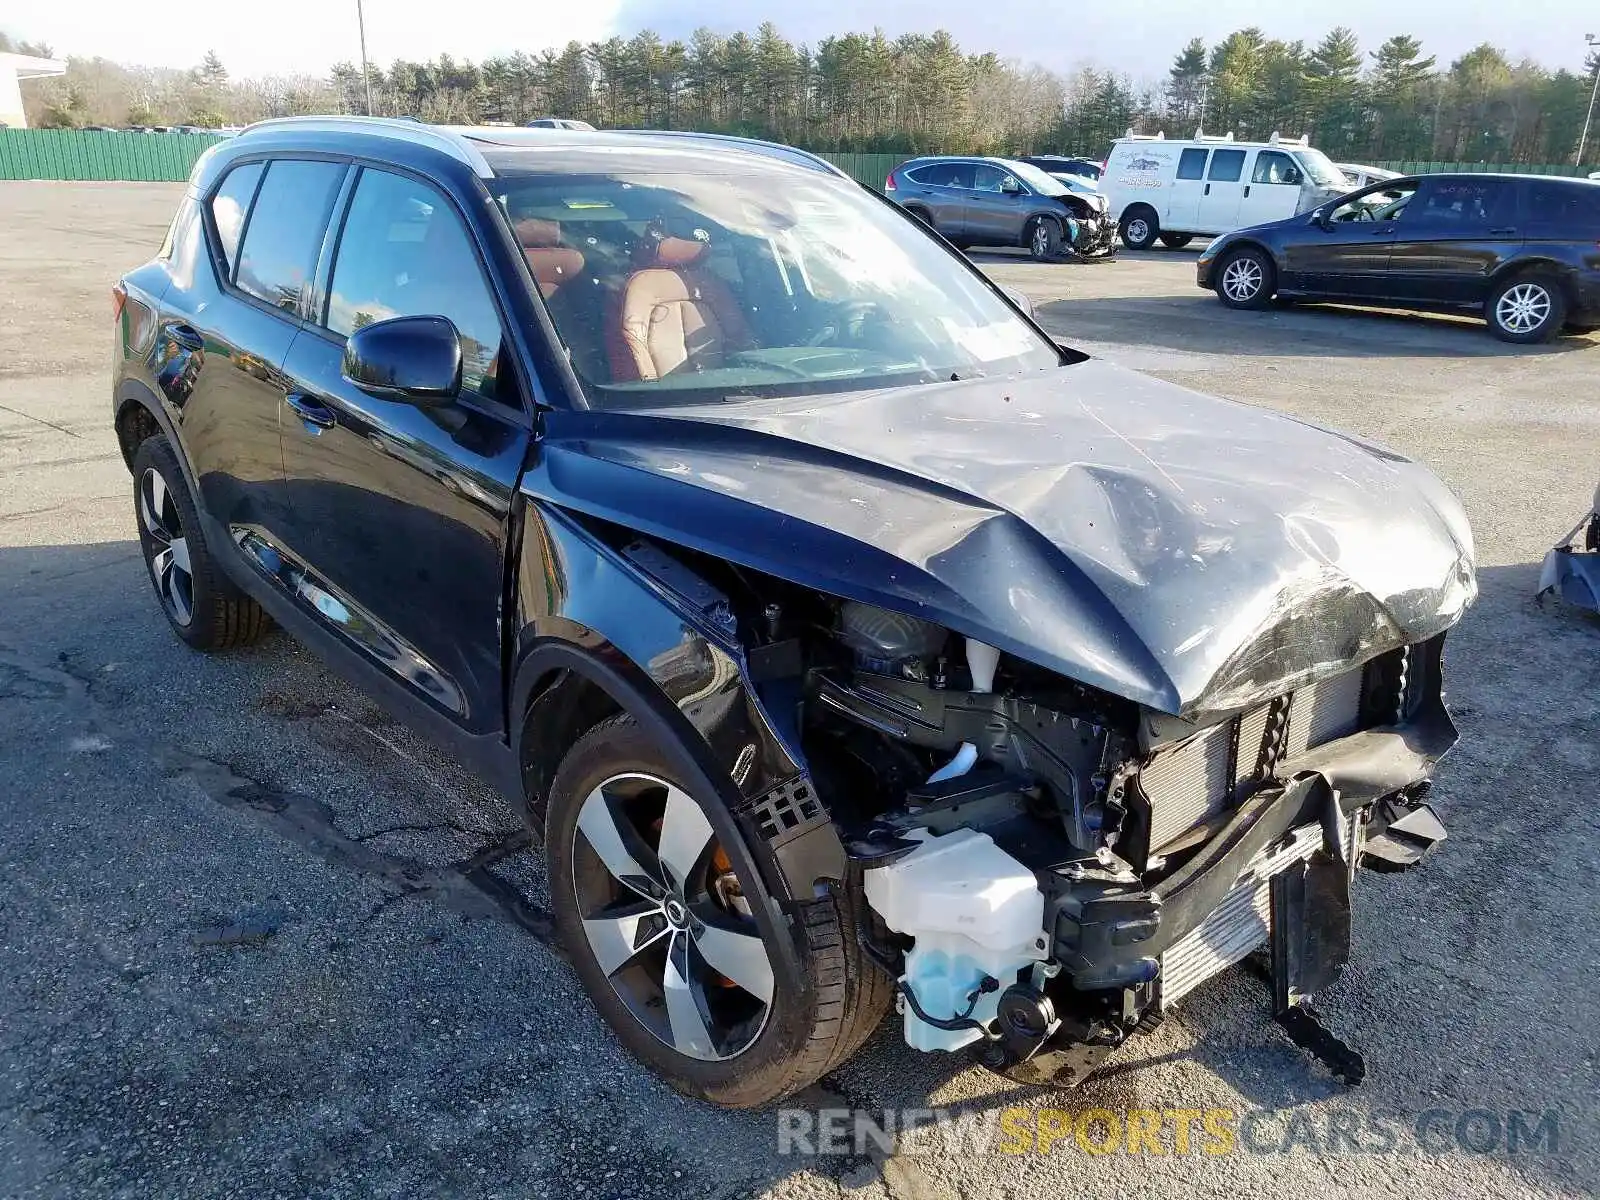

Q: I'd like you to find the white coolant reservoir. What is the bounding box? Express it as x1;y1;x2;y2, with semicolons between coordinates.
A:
863;828;1047;1052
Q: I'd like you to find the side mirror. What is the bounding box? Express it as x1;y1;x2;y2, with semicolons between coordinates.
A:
1312;208;1333;229
342;314;462;406
1000;178;1023;196
998;284;1034;318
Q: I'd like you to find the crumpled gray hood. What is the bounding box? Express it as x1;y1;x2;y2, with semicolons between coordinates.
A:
543;359;1477;718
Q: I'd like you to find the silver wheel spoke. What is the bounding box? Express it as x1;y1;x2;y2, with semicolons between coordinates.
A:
662;935;717;1059
692;919;774;1004
169;535;192;575
656;784;714;891
577;785;663;899
151;546;174;587
583;901;669;977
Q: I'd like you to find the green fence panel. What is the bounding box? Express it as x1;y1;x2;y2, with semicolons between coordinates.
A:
0;130;224;181
818;151;908;189
1372;160;1589;177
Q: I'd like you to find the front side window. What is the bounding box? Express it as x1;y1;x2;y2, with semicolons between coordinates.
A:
1293;148;1347;189
1177;148;1208;181
325;168;505;398
1251;151;1302;186
1208;149;1246;182
210;161;263;276
235;160;345;312
1329;183;1417;223
973;164;1021;193
491;162;1061;406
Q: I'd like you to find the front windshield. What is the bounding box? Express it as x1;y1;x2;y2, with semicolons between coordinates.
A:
1002;160;1068;196
1294;148;1346;189
493;164;1062;407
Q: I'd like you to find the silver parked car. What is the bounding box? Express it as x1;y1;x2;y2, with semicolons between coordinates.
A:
885;156;1117;260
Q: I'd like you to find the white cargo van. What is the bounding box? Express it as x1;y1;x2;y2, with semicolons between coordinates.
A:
1102;132;1352;249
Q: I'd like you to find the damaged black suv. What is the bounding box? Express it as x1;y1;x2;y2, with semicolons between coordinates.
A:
113;117;1476;1107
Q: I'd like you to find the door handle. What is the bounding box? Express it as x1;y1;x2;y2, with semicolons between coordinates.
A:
1204;183;1211;196
1244;185;1251;197
1488;226;1517;236
285;391;337;431
165;322;204;352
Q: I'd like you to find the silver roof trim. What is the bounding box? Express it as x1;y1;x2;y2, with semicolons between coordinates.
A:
237;116;495;177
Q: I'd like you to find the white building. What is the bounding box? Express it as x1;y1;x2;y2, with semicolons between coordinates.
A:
0;53;68;129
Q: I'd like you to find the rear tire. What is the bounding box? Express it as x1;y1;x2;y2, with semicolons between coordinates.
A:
1119;207;1159;250
1158;232;1194;249
1487;272;1566;344
130;434;270;651
1027;215;1062;261
1214;246;1275;310
546;716;891;1109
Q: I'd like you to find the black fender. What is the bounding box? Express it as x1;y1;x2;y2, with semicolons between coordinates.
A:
508;503;852;999
113;378;191;478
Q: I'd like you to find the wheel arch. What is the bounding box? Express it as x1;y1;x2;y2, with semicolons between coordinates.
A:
507;505;847;926
1488;257;1579;304
510;633;812;1000
114;380;182;475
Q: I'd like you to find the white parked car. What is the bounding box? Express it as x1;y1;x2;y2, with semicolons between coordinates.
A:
1338;163;1402;189
1102;131;1352;249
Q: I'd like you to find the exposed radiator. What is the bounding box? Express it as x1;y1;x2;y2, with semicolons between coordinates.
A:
1140;666;1368;851
1158;823;1325;1009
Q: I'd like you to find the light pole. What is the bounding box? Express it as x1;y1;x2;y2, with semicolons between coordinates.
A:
1578;33;1599;167
356;0;375;116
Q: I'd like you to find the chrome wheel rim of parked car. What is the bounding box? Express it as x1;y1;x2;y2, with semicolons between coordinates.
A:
138;467;194;627
1495;282;1552;335
1222;256;1265;303
572;772;775;1062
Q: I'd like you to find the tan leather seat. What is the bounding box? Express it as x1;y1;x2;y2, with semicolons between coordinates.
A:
611;234;749;381
514;218;585;298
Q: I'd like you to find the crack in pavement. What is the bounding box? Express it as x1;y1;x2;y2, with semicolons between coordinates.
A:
0;401;84;439
0;643;560;949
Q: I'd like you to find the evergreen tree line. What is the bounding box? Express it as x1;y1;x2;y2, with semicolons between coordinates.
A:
14;24;1600;166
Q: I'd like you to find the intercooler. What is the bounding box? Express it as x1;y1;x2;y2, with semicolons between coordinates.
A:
1138;667;1367;852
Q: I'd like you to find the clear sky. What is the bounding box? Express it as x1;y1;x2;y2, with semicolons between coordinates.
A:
7;0;1594;82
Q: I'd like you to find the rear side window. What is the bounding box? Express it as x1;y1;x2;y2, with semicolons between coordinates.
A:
1177;148;1208;180
1525;181;1600;228
906;163;951;186
1208;150;1246;182
1409;178;1514;226
325;168;505;400
209;161;262;275
1251;151;1302;186
235;160;345;313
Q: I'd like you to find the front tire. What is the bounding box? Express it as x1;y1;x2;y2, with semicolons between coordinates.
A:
1119;207;1159;250
1215;246;1275;309
131;434;270;651
1027;215;1062;261
546;716;891;1108
1488;272;1566;343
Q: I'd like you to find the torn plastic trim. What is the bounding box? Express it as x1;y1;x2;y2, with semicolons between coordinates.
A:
1537;497;1600;612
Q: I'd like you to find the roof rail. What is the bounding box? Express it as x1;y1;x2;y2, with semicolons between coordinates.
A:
1120;129;1165;141
1268;131;1310;147
1192;130;1236;142
238;115;494;177
607;129;852;178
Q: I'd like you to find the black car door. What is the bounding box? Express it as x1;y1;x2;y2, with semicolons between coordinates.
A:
1280;180;1417;296
1383;177;1522;304
275;165;534;734
163;157;347;538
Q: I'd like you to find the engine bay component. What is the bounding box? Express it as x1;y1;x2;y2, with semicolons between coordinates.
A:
862;828;1049;1051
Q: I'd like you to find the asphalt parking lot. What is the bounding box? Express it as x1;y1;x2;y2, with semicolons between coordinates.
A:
2;182;1597;1200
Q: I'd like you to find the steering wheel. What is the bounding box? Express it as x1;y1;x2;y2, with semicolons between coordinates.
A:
807;301;880;347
